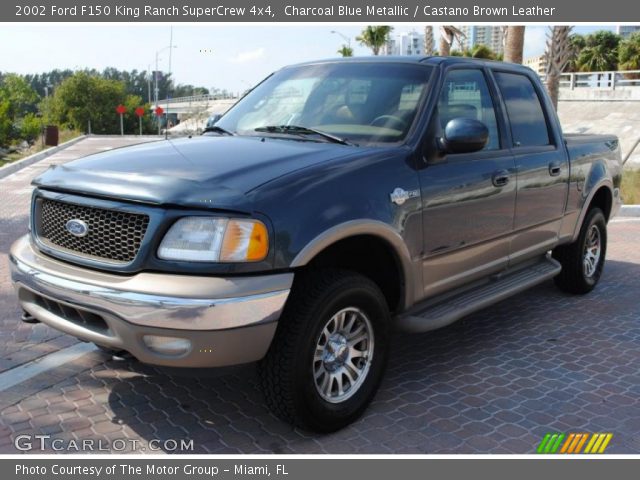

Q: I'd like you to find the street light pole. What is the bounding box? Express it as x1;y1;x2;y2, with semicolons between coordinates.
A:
165;26;173;140
154;42;177;137
155;52;160;135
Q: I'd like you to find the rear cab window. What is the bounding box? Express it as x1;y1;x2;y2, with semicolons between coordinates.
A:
494;72;552;148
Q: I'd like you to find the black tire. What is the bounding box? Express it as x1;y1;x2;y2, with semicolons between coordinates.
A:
258;269;391;432
553;207;607;294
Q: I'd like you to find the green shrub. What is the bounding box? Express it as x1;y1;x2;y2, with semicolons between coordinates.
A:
20;113;41;142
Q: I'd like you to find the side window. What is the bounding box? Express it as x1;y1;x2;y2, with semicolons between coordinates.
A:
438;69;500;151
495;72;551;147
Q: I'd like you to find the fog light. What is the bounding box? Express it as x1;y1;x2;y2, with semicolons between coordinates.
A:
142;335;191;356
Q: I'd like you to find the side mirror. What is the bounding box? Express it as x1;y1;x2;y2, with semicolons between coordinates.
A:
438;118;489;154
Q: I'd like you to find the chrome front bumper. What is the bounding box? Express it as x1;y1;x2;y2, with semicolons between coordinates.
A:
10;235;292;367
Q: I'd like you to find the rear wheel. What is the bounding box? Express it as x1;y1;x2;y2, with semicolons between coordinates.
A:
553;207;607;294
259;269;391;432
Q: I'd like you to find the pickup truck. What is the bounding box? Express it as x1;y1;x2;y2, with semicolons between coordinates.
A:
10;57;622;432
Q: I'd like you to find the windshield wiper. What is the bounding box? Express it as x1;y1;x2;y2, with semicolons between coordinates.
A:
254;125;353;146
203;125;234;136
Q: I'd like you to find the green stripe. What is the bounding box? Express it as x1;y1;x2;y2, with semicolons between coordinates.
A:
544;434;559;454
550;433;566;453
537;433;552;453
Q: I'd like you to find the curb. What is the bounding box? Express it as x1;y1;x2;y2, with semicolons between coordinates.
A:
618;205;640;217
0;135;87;181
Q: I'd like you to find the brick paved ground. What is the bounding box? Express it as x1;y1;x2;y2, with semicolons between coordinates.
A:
0;137;639;454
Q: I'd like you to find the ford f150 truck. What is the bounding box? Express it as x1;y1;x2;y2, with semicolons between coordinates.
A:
10;57;622;432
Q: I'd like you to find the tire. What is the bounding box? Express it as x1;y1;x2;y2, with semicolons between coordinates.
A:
553;207;607;294
259;269;391;432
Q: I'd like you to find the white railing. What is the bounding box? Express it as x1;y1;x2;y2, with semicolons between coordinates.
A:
541;70;640;90
155;93;238;105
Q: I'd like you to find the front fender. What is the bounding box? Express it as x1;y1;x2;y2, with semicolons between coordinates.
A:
290;220;419;309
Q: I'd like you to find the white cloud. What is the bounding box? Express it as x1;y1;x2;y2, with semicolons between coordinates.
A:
229;47;265;63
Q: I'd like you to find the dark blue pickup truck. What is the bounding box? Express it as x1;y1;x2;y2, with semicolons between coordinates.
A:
10;57;622;431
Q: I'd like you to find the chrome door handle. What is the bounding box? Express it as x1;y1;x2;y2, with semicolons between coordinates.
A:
492;170;510;187
549;162;562;176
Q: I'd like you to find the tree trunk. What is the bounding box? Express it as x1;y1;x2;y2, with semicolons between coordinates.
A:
545;26;573;111
424;26;434;55
504;26;526;64
546;71;560;109
439;35;451;56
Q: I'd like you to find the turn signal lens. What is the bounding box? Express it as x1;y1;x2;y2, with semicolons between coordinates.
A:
220;220;269;262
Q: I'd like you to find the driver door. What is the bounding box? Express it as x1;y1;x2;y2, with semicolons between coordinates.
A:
418;67;517;299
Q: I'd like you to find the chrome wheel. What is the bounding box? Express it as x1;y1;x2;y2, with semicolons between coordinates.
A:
583;224;601;278
313;307;374;404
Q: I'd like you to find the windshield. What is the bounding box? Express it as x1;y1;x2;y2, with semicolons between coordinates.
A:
216;62;433;146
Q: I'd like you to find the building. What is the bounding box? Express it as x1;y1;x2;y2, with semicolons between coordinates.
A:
383;30;425;56
458;26;505;56
616;25;640;39
524;54;548;75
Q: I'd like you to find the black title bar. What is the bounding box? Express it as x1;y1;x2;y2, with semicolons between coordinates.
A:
3;0;640;22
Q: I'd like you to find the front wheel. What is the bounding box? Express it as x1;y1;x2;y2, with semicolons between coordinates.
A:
553;207;607;294
259;269;391;432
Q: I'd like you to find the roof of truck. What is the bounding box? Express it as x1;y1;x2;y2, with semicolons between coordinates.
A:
287;55;527;70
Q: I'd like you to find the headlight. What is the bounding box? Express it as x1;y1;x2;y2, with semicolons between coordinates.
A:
158;217;268;262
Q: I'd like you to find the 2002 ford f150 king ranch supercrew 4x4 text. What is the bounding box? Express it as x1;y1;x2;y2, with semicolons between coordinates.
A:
10;57;622;432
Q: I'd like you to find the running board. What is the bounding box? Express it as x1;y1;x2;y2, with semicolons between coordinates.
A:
397;256;561;333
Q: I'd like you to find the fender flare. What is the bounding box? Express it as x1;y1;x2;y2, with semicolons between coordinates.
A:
571;178;614;243
290;219;417;309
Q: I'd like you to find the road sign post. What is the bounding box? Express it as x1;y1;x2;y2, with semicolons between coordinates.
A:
135;107;145;136
116;104;127;136
154;106;164;136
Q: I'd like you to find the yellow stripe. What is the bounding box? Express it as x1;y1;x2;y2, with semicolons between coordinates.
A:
561;433;576;454
597;434;613;454
575;434;589;453
584;434;599;453
591;433;607;453
568;434;582;454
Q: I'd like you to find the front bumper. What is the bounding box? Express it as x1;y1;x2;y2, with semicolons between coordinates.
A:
9;235;293;367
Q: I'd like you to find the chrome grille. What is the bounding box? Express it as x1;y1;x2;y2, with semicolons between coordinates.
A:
38;199;149;263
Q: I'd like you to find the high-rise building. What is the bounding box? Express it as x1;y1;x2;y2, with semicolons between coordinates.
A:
524;54;548;75
458;26;505;55
616;25;640;39
383;30;425;56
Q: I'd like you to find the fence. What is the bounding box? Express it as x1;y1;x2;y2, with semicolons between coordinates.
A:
541;70;640;90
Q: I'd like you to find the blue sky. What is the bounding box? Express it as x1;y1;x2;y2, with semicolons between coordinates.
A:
0;25;611;93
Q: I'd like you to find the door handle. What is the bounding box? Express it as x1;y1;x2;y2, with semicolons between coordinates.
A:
492;170;510;187
549;161;562;176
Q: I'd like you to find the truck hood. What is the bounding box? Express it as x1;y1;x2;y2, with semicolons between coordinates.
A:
32;136;367;211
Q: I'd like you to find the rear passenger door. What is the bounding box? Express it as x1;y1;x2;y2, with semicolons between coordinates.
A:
418;67;516;299
493;71;570;264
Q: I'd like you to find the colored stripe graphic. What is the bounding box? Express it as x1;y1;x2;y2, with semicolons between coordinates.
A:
538;433;612;454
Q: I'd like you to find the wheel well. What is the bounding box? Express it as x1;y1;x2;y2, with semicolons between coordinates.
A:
304;235;404;313
588;187;613;221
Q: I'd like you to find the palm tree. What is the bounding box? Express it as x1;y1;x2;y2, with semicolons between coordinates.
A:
470;44;497;60
356;26;393;56
576;30;620;72
504;26;526;64
545;26;573;110
424;26;435;55
439;26;465;56
337;45;354;57
618;32;640;77
565;34;586;72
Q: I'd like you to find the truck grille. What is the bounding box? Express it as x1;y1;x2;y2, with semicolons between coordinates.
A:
37;199;149;264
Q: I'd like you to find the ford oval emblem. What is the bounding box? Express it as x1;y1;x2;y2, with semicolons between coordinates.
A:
65;219;89;237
